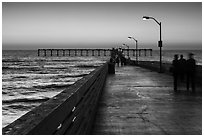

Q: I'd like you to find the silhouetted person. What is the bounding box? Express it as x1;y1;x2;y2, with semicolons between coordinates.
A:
186;53;196;93
123;56;127;65
120;55;126;66
115;56;119;67
110;48;116;59
127;56;131;65
109;56;116;74
172;54;179;92
110;57;115;64
178;54;186;82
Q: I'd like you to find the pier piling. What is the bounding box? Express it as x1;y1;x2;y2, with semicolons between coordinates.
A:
37;48;152;57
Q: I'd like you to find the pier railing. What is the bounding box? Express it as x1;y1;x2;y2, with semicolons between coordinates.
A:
133;60;202;85
3;62;109;135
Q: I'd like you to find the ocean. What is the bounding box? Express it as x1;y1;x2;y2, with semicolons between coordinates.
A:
2;49;202;128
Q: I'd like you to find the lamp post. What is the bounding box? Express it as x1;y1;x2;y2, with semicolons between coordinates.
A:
122;43;129;57
143;16;162;73
128;36;138;64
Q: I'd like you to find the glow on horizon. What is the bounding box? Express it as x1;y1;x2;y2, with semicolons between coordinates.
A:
2;2;202;50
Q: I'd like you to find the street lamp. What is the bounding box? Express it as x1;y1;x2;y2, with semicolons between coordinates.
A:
122;43;129;57
128;36;138;64
143;16;163;73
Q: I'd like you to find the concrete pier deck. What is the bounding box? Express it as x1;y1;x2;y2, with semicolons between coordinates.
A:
92;66;202;135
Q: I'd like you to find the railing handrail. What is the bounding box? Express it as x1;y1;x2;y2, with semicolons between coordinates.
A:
3;62;109;135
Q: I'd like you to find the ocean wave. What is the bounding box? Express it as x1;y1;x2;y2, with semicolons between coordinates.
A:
13;76;28;79
2;97;50;104
2;59;24;63
58;74;88;78
7;104;38;110
33;83;72;89
2;66;41;71
48;59;79;62
37;71;49;74
2;66;24;70
76;64;99;68
48;74;88;80
2;67;10;70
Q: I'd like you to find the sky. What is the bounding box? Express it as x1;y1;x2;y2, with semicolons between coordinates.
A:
2;2;202;50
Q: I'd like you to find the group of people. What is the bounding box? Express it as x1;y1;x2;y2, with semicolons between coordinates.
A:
171;53;196;93
110;48;197;93
110;47;130;67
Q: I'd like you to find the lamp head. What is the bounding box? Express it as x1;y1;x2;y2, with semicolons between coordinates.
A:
143;16;150;20
128;36;132;39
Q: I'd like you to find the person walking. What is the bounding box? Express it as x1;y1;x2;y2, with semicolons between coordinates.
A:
172;54;179;92
178;54;186;82
186;53;196;93
115;55;119;67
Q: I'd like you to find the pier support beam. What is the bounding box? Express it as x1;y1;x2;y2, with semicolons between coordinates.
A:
86;50;89;56
104;50;106;56
144;49;147;56
57;50;59;56
38;49;40;56
92;50;94;56
75;49;77;56
133;50;135;56
98;50;100;56
44;49;46;56
50;50;53;56
63;50;65;56
68;50;70;56
81;49;83;56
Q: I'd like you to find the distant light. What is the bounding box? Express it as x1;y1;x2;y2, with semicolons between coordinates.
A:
143;16;150;20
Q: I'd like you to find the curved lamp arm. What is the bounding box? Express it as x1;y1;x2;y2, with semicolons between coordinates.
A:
143;16;161;25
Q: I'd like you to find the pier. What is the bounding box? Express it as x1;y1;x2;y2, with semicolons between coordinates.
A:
2;61;202;135
37;48;153;57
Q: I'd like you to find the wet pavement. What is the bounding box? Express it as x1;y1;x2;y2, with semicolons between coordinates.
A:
92;66;202;135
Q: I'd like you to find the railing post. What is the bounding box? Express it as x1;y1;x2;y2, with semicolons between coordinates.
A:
98;50;100;56
57;50;59;56
75;49;77;56
86;50;89;56
80;49;83;56
38;49;40;56
92;50;94;56
44;49;46;56
50;49;53;56
63;50;65;56
145;49;147;56
133;49;135;56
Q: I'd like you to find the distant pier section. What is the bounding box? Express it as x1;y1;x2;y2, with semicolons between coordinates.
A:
37;48;153;57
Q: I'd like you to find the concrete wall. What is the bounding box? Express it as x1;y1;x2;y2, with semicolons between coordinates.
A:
3;62;109;135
